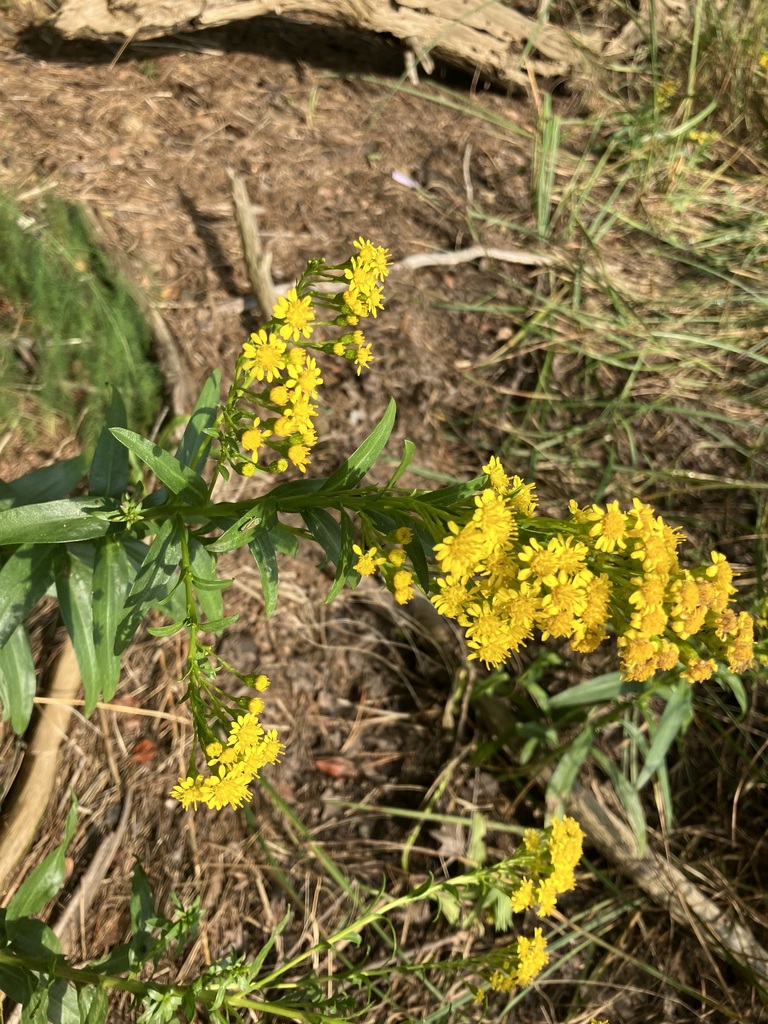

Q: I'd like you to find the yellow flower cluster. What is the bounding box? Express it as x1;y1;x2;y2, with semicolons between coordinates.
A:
511;815;585;916
431;457;755;684
488;816;584;993
233;239;391;477
171;676;285;811
489;929;549;992
353;526;416;606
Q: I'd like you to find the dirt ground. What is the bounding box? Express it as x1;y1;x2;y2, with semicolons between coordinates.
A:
0;9;766;1024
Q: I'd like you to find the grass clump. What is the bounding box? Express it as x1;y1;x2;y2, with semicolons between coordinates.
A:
0;189;162;448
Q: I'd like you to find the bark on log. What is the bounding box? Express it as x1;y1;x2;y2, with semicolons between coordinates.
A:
53;0;604;88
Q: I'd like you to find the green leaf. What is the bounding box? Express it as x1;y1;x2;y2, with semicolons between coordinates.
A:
0;962;38;1005
271;525;299;557
7;793;77;920
176;370;221;470
110;428;208;504
319;398;396;493
404;525;431;594
79;985;109;1024
56;546;101;716
2;914;61;960
115;519;183;655
545;726;594;818
0;624;36;733
146;620;188;637
89;387;129;498
325;510;357;603
715;667;748;717
548;672;637;709
301;507;342;568
208;502;276;553
20;984;48;1023
0;544;56;649
636;681;692;790
197;614;239;633
421;474;486;507
188;537;224;624
92;539;134;704
130;860;157;957
50;978;87;1024
0;455;87;509
250;907;292;975
592;749;648;856
0;498;109;545
434;889;461;925
385;438;416;489
248;529;279;617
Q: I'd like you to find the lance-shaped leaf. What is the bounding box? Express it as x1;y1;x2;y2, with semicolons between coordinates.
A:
209;501;276;553
301;507;342;569
110;428;208;505
636;681;693;790
592;748;648;856
89;387;129;499
325;509;358;603
0;455;87;510
175;369;221;470
319;398;396;493
421;474;487;507
92;538;134;704
0;624;36;734
548;671;637;709
0;544;56;649
188;536;224;624
6;793;77;920
248;529;279;617
56;546;102;717
404;524;431;594
115;518;184;654
385;439;416;490
0;498;109;545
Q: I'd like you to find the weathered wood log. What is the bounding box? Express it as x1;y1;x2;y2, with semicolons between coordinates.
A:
53;0;604;88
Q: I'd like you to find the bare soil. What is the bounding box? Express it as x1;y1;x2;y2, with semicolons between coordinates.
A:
0;11;766;1024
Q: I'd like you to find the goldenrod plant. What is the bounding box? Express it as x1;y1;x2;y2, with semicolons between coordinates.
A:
0;240;758;1021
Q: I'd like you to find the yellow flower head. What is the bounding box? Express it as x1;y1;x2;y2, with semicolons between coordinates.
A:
171;775;208;811
242;330;286;382
353;544;387;576
352;237;392;280
482;455;510;494
285;355;323;398
433;521;486;581
272;288;315;342
287;443;311;473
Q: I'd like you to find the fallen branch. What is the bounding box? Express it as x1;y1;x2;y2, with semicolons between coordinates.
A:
568;779;768;986
53;0;602;89
211;244;556;317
